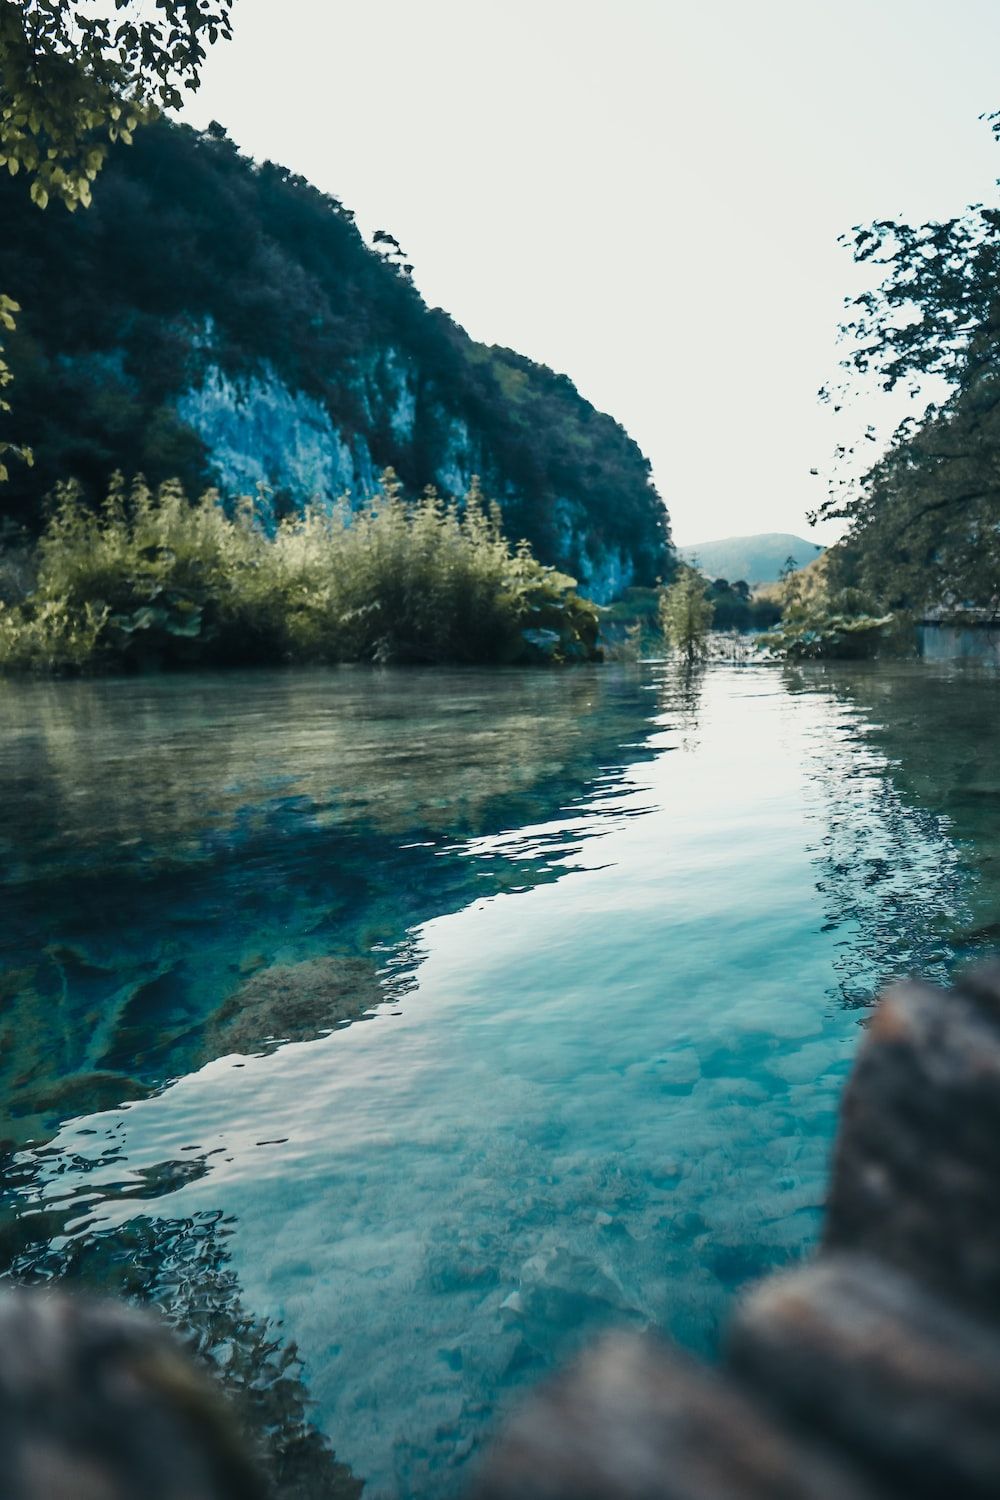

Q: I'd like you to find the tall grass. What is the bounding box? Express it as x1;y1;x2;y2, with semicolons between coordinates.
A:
0;472;600;673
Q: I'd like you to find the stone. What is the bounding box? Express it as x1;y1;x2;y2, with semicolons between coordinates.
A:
727;1252;1000;1498
823;965;1000;1317
468;1331;881;1500
203;954;383;1059
0;1289;268;1500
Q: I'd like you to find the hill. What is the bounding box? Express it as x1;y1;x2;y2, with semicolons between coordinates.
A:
678;533;823;586
0;120;672;602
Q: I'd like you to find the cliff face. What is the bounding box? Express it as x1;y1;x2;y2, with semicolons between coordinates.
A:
0;121;672;602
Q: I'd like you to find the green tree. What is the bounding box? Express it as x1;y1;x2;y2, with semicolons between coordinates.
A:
0;0;233;478
659;564;714;663
815;113;1000;616
0;113;674;578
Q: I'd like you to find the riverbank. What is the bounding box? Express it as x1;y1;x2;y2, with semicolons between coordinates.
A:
0;476;601;673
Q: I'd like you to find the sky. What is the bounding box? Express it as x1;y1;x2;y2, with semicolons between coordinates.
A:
179;0;1000;546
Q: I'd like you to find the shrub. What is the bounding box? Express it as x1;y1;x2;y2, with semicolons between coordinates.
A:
0;472;601;673
704;576;782;632
658;565;714;662
758;560;895;660
759;600;896;659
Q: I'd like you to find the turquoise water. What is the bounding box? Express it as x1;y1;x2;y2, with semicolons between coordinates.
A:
1;661;997;1496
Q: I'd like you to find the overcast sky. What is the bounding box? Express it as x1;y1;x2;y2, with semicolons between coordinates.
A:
180;0;1000;545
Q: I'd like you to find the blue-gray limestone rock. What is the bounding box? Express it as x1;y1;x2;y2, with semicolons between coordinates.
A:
176;358;635;602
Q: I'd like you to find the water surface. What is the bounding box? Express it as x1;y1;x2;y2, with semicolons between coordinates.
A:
1;661;997;1496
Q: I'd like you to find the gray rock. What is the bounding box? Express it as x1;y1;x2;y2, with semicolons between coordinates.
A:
0;1290;268;1500
823;965;1000;1316
468;1331;881;1500
728;1252;1000;1497
204;954;383;1058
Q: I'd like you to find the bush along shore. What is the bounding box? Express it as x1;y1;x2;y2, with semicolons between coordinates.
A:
754;553;902;661
0;471;602;673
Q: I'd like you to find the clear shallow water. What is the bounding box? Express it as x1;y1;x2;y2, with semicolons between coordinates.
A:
1;661;998;1496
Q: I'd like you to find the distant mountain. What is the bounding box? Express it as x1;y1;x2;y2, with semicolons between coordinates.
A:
678;533;824;586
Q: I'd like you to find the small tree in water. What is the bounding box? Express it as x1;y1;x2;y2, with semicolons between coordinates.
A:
659;565;714;663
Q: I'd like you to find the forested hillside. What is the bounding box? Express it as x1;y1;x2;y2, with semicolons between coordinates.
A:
0;119;672;601
680;532;823;586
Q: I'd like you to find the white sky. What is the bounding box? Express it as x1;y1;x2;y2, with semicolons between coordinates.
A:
179;0;1000;546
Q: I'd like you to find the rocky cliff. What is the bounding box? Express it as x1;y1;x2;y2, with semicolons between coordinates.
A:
0;120;672;602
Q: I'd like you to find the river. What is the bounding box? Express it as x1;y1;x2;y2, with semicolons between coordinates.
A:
1;660;997;1496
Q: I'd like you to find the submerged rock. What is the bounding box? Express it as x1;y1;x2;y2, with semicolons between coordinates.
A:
824;963;1000;1316
203;955;384;1059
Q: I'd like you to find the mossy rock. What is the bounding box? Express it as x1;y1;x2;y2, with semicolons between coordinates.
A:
204;954;384;1059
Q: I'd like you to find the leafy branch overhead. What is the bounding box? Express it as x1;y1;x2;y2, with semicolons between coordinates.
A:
817;112;1000;618
0;0;234;208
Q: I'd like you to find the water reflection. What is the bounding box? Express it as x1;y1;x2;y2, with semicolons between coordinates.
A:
785;661;1000;972
2;664;663;1495
0;666;657;1145
783;669;971;1007
2;662;998;1497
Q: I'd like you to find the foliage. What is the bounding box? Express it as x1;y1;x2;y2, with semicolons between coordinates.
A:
757;549;831;608
602;570;781;653
596;585;662;656
703;575;781;631
826;397;1000;616
0;471;601;673
658;564;714;662
761;602;895;660
816;118;1000;615
599;620;644;663
604;577;778;646
759;557;895;660
0;117;672;588
0;517;33;601
0;0;233;208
